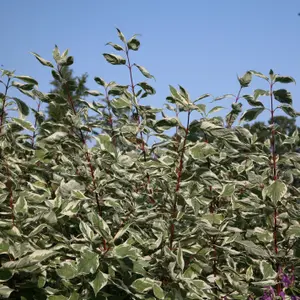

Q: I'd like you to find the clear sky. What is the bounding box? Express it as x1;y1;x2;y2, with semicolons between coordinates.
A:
1;0;300;126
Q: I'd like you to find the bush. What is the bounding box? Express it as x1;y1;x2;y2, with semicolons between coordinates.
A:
0;29;300;299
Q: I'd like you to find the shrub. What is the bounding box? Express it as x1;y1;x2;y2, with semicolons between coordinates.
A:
0;29;300;299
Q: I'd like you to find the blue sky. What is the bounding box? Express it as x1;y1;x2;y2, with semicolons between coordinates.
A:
1;0;300;127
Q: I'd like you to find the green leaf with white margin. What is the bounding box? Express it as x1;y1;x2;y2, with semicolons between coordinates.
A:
0;285;14;298
207;106;224;115
131;278;155;293
176;243;184;271
273;89;292;105
106;42;124;51
274;75;296;84
85;90;103;96
127;37;140;51
29;249;57;263
243;95;264;107
12;118;34;131
48;296;68;300
190;142;216;159
12;98;30;116
79;221;95;241
134;64;154;79
78;250;99;275
56;261;78;280
260;261;276;279
103;53;126;65
31;52;54;68
113;243;141;259
94;77;106;87
213;94;235;102
14;196;28;214
116;28;126;42
14;75;38;85
153;284;164;299
250;70;269;81
240;107;264;122
89;270;109;296
194;93;211;103
44;131;68;142
278;104;298;117
87;212;112;240
287;224;300;237
238;71;252;87
96;134;115;154
220;184;235;197
154;118;179;132
245;265;253;281
111;97;131;109
265;180;287;205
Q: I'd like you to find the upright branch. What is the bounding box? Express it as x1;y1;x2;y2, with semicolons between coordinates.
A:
170;110;191;249
0;77;11;134
124;44;154;204
226;86;242;128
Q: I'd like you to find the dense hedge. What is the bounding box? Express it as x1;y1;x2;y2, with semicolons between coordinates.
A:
1;29;300;299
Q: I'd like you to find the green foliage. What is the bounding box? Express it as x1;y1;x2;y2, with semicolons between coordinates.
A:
1;29;300;300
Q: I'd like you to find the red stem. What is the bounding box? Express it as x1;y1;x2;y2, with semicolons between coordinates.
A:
270;81;281;295
125;47;154;204
59;69;105;249
170;110;191;249
0;77;10;134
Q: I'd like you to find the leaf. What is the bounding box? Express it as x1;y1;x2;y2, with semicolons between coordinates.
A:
240;107;264;122
213;94;235;101
273;89;292;105
12;98;30;116
220;184;235;197
131;278;154;293
238;71;252;87
44;131;68;142
89;271;109;296
176;243;184;271
31;52;54;67
111;97;131;109
253;89;269;100
208;106;224;114
274;75;296;84
78;250;99;274
14;75;38;85
250;70;269;81
0;285;14;298
260;261;276;279
137;82;156;95
29;249;57;263
106;42;124;51
135;64;154;79
113;244;140;259
278;104;297;117
52;45;60;62
94;77;106;87
116;28;126;42
245;265;253;281
12;118;34;131
154;118;179;132
79;221;94;241
56;261;78;279
242;95;264;107
87;212;112;239
14;196;28;214
189;142;216;159
153;284;164;299
103;53;126;65
127;37;140;51
85;90;103;96
266;180;287;205
194;93;212;102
